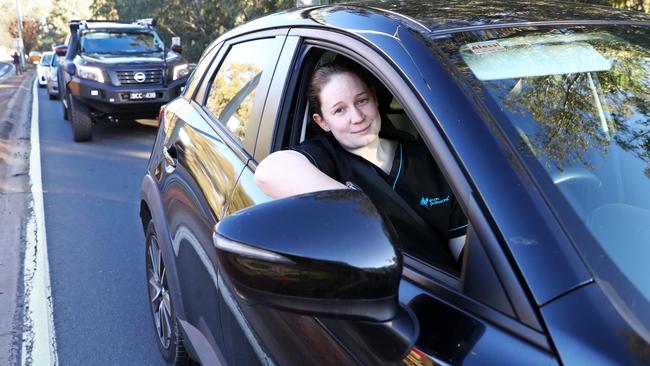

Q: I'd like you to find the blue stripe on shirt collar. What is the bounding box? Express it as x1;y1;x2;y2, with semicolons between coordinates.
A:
449;224;468;232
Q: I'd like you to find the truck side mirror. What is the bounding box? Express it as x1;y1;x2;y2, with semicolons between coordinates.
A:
170;37;182;53
54;45;68;57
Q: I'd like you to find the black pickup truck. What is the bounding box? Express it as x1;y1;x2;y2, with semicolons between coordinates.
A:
56;19;190;141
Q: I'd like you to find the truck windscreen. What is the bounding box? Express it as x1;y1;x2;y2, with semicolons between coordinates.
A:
81;31;163;54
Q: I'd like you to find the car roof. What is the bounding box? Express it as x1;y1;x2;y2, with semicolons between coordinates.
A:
357;0;650;33
223;0;650;42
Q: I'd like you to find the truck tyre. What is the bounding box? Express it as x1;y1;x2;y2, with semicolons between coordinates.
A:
71;96;93;142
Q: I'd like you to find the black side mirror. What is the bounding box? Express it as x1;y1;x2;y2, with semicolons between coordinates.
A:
214;189;402;322
54;44;68;57
64;62;76;75
214;189;420;361
170;44;182;53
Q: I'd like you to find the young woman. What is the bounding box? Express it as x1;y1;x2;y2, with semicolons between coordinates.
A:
255;62;467;266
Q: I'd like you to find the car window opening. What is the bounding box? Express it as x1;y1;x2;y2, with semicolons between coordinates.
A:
287;50;470;275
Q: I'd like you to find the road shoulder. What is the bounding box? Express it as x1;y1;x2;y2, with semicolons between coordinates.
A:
0;70;34;365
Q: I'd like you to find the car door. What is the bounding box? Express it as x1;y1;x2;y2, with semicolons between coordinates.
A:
227;29;563;365
158;31;287;365
225;35;366;365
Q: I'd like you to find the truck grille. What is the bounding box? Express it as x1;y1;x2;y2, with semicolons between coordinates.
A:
116;69;163;85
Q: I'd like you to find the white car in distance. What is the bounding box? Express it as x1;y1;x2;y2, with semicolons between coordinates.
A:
37;51;54;87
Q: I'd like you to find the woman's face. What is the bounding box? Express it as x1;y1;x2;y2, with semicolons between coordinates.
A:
312;72;381;151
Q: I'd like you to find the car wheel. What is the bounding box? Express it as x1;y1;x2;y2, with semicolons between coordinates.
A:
48;93;56;100
145;222;189;366
70;96;92;142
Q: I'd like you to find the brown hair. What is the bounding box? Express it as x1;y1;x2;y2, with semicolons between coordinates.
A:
308;61;371;116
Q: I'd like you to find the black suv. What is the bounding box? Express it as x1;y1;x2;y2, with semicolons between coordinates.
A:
141;2;650;365
56;19;190;142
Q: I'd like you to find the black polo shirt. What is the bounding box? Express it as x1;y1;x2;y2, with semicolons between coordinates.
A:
291;134;467;267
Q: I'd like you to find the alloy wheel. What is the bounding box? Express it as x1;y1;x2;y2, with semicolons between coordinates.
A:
146;235;173;349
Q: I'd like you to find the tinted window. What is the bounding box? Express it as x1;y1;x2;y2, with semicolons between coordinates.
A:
442;26;650;329
205;38;276;143
80;31;163;54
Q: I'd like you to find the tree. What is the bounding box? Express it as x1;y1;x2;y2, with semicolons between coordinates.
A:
0;0;49;51
577;0;650;13
40;0;93;48
9;17;40;53
91;0;293;62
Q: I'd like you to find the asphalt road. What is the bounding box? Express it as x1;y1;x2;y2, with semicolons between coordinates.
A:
36;86;165;364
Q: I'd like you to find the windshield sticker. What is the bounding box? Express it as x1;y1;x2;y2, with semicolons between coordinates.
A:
461;38;612;80
469;41;506;54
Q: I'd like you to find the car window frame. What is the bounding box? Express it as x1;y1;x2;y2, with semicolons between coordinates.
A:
195;30;289;159
182;40;222;101
254;27;547;347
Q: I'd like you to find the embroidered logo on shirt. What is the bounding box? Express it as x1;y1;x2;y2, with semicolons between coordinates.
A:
419;195;450;207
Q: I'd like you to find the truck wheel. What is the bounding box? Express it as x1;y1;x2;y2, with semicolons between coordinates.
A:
70;97;93;142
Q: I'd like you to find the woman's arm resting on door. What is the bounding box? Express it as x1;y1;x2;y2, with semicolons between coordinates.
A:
255;150;345;199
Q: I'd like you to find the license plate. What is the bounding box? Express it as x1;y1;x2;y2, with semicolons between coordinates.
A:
130;92;156;100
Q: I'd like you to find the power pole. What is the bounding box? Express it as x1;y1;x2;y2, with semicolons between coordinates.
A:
14;0;25;71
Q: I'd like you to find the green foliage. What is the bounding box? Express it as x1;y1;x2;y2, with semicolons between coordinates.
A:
576;0;650;13
40;0;94;48
90;0;294;62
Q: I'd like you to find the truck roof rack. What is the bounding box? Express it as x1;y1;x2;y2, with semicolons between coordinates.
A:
69;18;157;31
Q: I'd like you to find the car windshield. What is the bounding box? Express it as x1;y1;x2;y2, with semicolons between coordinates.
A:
40;53;53;66
445;26;650;331
80;30;163;54
51;56;60;67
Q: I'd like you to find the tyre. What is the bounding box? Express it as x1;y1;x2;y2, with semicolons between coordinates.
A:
70;96;92;142
145;222;189;366
48;93;56;100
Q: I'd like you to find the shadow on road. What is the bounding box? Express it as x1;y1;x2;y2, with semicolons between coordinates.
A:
88;120;159;142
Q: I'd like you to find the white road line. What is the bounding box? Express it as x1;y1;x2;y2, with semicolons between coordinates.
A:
22;78;58;365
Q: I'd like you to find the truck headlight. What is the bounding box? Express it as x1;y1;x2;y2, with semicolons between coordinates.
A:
76;65;104;83
173;63;189;80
